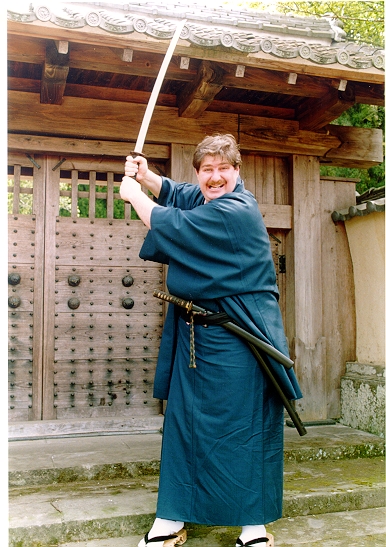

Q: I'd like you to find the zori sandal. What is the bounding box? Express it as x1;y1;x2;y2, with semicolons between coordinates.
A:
138;528;187;547
236;533;274;547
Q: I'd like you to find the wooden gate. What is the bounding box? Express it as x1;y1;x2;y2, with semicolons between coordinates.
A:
8;152;165;436
8;148;290;437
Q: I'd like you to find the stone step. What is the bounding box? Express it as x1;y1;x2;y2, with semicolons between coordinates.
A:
56;507;386;547
8;456;385;547
8;425;385;487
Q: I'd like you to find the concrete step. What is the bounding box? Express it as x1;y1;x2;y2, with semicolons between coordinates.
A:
8;425;385;547
56;507;386;546
8;456;385;546
8;425;385;487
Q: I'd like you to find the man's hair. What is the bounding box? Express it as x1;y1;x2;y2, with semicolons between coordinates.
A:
192;134;242;170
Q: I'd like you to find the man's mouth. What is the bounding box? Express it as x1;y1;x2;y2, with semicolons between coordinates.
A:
208;182;224;189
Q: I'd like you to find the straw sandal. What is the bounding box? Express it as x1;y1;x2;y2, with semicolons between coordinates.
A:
138;528;187;547
236;533;274;546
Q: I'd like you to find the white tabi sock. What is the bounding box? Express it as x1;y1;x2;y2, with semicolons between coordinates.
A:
239;524;267;543
148;518;185;539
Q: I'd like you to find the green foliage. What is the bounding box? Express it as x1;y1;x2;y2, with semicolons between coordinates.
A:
247;1;384;46
75;184;139;219
7;179;33;214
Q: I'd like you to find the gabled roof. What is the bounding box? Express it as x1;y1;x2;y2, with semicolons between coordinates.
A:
8;1;385;71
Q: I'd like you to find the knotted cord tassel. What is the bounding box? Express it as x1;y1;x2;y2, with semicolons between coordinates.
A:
189;313;196;368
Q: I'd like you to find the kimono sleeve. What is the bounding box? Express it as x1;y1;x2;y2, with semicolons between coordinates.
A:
139;177;203;263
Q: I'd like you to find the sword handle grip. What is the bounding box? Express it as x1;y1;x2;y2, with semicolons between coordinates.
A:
129;151;147;181
153;290;193;312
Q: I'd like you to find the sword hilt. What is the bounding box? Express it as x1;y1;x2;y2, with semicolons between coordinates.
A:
153;290;193;312
129;151;147;181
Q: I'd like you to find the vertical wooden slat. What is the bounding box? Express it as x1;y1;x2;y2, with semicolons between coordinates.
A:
274;158;289;205
71;170;78;218
30;157;46;420
89;170;96;218
254;156;264;204
12;164;21;214
124;200;132;220
240;154;256;197
261;157;275;203
320;178;356;418
170;144;196;184
107;171;114;219
42;156;60;420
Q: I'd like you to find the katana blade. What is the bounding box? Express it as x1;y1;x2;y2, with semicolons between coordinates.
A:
132;19;187;156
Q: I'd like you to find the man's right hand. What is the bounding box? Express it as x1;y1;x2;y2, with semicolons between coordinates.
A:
125;155;148;182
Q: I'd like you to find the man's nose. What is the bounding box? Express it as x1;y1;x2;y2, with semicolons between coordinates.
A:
211;169;222;180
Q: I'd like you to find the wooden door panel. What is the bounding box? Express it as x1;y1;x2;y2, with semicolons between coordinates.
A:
8;262;35;313
8;156;46;422
8;153;166;430
53;268;163;314
53;218;152;267
43;162;164;422
51;357;160;419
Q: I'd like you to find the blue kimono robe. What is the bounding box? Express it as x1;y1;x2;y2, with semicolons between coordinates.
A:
140;176;302;526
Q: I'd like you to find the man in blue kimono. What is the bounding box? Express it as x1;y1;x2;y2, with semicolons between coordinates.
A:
120;134;302;547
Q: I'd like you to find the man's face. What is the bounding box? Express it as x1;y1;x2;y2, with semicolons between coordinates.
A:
196;155;239;203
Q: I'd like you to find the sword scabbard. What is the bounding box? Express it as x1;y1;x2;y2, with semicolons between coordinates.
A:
153;289;306;436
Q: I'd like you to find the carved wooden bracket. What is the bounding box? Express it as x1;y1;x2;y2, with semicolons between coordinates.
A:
177;60;224;118
297;83;356;131
40;40;70;105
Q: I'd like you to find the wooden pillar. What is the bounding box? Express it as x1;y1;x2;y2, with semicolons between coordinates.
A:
42;156;60;419
286;155;327;420
287;159;357;421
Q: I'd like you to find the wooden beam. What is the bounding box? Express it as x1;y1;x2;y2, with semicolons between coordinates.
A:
297;86;355;130
40;40;69;104
9;91;383;167
354;81;385;106
258;204;292;229
178;61;224;118
323;125;384;168
8;77;296;120
9;91;342;158
7;133;170;159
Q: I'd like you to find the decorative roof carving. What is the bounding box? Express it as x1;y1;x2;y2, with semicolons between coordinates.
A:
7;1;384;71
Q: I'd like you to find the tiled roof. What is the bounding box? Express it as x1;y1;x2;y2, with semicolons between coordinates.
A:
7;1;385;71
332;187;385;221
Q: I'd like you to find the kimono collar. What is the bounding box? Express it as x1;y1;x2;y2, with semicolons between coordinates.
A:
233;176;244;192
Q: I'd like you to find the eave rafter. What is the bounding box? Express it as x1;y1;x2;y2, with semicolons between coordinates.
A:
11;33;383;124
